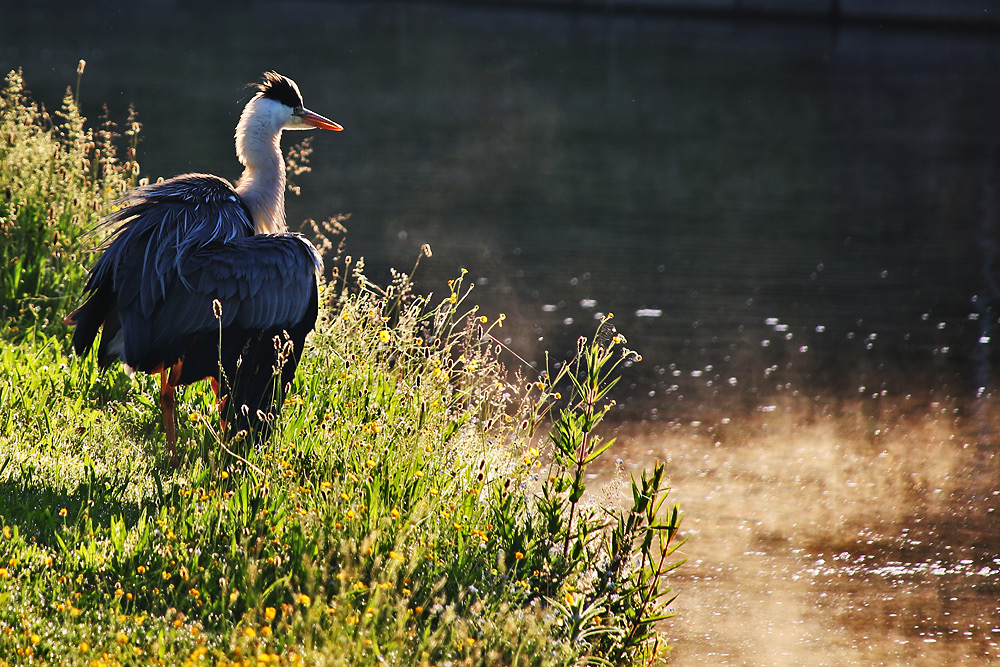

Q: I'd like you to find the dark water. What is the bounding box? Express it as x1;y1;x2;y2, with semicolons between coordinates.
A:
4;3;999;664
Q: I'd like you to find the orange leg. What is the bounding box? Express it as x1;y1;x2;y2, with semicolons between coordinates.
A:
209;377;229;438
159;369;178;465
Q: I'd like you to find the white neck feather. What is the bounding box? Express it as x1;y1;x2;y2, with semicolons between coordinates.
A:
235;98;288;234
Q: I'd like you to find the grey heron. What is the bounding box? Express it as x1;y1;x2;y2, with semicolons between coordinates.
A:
67;71;343;462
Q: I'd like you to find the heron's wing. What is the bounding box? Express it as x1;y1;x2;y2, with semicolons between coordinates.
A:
121;234;321;370
87;174;256;320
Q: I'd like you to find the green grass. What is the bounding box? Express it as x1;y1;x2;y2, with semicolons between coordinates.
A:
0;69;683;667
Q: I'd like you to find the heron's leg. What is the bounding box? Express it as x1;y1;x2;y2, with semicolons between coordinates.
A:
159;369;178;465
209;378;229;437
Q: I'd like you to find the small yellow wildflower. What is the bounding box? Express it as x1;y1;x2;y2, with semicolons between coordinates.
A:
220;471;229;480
514;552;525;560
59;508;68;517
390;508;400;518
244;627;257;639
30;634;40;645
0;569;7;579
261;626;272;637
378;330;390;343
115;631;129;645
297;593;311;606
265;607;277;622
136;565;146;574
78;641;90;653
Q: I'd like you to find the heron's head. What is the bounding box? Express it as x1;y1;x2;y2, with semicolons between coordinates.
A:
248;71;343;133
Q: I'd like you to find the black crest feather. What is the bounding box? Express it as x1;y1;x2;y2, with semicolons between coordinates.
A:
254;71;303;108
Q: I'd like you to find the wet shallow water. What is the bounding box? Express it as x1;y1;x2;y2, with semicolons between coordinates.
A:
3;3;1000;663
604;402;1000;664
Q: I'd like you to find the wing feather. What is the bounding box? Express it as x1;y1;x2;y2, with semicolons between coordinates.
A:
142;234;321;365
80;174;259;370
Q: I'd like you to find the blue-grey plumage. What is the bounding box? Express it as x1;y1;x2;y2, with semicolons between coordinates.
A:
66;72;342;463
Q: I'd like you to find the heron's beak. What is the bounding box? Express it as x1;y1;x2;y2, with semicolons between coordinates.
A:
301;108;343;131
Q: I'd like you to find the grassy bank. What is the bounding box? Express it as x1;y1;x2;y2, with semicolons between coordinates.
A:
0;69;683;666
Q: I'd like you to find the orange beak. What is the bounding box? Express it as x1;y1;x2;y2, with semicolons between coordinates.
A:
301;108;343;131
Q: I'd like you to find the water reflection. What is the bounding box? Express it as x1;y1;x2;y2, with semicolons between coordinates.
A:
3;3;1000;664
607;399;1000;664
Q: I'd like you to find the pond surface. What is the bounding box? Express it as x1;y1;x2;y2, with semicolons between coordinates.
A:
3;3;999;663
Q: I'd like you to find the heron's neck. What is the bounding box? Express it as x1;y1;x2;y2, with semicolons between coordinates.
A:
234;107;287;235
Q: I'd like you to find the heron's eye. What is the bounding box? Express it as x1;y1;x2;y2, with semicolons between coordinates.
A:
292;106;304;116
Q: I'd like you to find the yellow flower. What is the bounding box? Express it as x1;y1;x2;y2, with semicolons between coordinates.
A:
366;458;376;468
30;634;40;645
78;641;90;653
514;552;524;560
345;615;359;625
297;593;311;606
390;508;400;518
59;508;68;517
136;565;146;574
261;626;272;637
244;627;257;639
115;631;129;645
389;551;404;562
189;588;200;598
1;526;9;539
0;569;7;579
265;607;277;622
378;330;390;343
220;471;229;480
